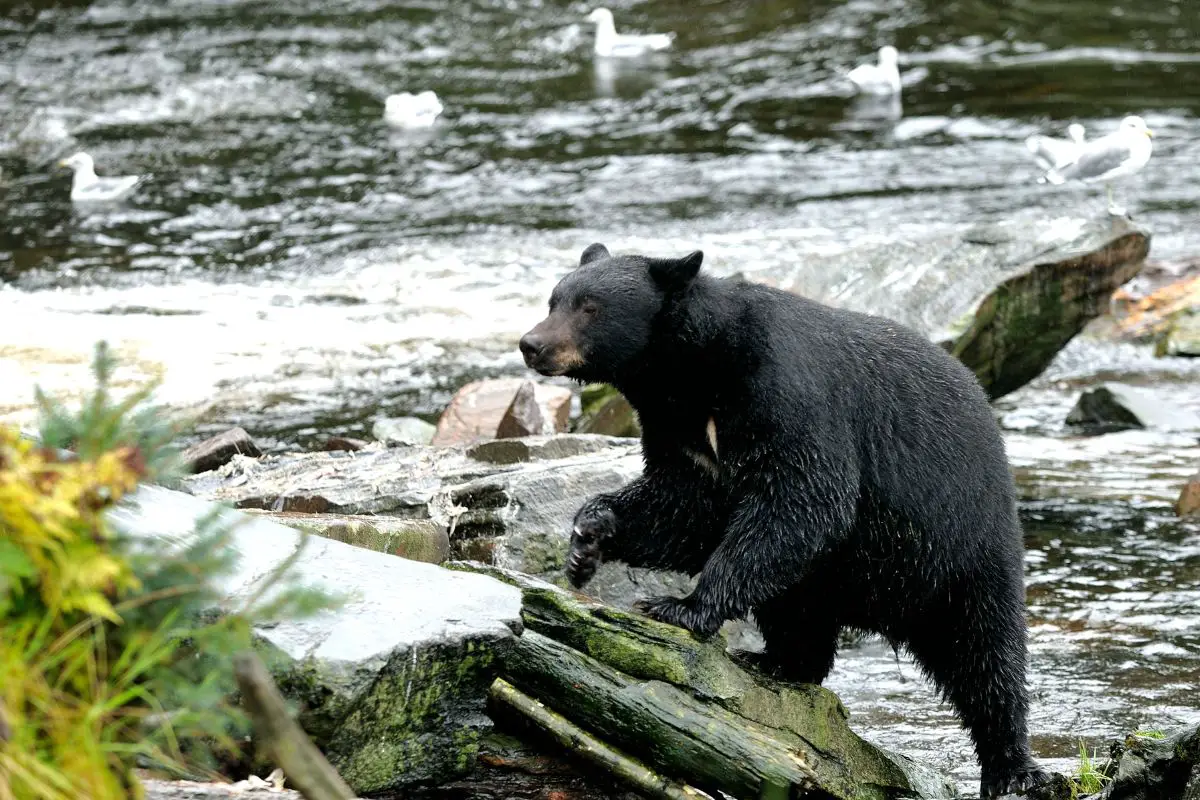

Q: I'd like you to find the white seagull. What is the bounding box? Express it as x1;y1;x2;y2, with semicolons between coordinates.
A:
847;46;902;96
1041;115;1154;216
585;8;674;58
1025;123;1087;171
384;91;443;129
58;152;140;203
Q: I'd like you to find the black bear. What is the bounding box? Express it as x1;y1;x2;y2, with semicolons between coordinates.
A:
519;243;1046;798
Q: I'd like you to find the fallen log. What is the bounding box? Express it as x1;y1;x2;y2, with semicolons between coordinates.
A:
490;678;707;800
449;562;957;800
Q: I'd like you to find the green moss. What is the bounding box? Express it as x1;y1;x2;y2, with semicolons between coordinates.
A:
322;638;508;793
521;531;568;574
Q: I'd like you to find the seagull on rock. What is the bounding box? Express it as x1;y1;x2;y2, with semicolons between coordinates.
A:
847;46;902;96
58;151;140;203
384;91;443;129
1041;115;1154;216
585;8;674;58
1025;123;1087;171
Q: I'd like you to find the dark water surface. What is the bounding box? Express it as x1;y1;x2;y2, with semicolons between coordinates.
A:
2;0;1199;794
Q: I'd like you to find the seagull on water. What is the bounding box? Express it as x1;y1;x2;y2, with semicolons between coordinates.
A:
1025;123;1087;171
384;91;443;129
585;8;674;58
1041;115;1154;216
58;152;140;203
847;46;902;96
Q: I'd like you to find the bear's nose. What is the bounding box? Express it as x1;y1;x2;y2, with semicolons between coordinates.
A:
519;333;545;362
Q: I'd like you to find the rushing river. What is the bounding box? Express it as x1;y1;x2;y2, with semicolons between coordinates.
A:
2;0;1199;794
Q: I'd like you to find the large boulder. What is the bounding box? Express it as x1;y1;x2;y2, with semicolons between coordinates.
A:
108;486;522;795
758;215;1149;399
1094;723;1200;800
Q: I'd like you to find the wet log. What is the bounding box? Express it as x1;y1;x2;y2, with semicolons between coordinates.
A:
452;562;956;800
489;679;706;800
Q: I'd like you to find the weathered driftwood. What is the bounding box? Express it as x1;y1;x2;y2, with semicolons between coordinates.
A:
451;562;955;800
233;652;356;800
490;678;706;800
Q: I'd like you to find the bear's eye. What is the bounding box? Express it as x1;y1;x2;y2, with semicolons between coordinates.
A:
580;301;599;317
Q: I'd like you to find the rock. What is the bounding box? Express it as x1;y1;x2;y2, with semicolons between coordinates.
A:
1111;274;1200;356
1177;473;1200;518
108;486;522;795
1094;723;1200;800
181;427;262;474
760;215;1149;399
249;512;450;563
1163;310;1200;358
431;379;571;446
322;436;369;452
575;384;639;438
1065;383;1200;434
182;435;641;575
371;416;436;446
495;381;543;439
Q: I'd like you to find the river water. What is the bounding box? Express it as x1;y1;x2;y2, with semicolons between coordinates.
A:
2;0;1199;795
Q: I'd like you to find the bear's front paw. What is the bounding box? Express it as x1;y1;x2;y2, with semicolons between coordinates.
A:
633;595;722;638
567;503;616;588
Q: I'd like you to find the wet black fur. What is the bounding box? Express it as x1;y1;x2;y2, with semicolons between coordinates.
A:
521;244;1048;798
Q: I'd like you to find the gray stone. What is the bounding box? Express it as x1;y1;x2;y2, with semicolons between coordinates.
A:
108;486;522;795
182;427;261;474
1065;383;1200;433
758;215;1148;399
372;416;436;446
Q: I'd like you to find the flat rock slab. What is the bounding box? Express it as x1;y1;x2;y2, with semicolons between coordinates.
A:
109;486;522;794
182;435;642;574
759;214;1148;398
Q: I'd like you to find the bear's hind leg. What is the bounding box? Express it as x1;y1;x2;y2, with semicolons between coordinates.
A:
904;599;1047;798
747;587;842;685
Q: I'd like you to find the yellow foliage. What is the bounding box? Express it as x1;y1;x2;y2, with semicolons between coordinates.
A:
0;426;148;800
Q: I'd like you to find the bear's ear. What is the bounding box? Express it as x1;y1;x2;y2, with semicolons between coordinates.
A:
580;243;610;266
649;250;703;289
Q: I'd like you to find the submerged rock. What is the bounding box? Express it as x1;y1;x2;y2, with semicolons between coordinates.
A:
763;215;1149;399
108;486;522;795
1065;383;1200;434
432;379;572;446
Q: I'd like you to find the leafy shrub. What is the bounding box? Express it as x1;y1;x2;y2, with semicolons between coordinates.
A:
0;343;333;800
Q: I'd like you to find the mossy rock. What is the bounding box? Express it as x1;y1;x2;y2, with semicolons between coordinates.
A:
575;384;640;437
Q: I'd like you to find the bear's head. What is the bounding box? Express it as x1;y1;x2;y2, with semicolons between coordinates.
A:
519;243;703;383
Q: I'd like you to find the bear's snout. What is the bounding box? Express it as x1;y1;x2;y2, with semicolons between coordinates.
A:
519;317;585;376
518;332;546;363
